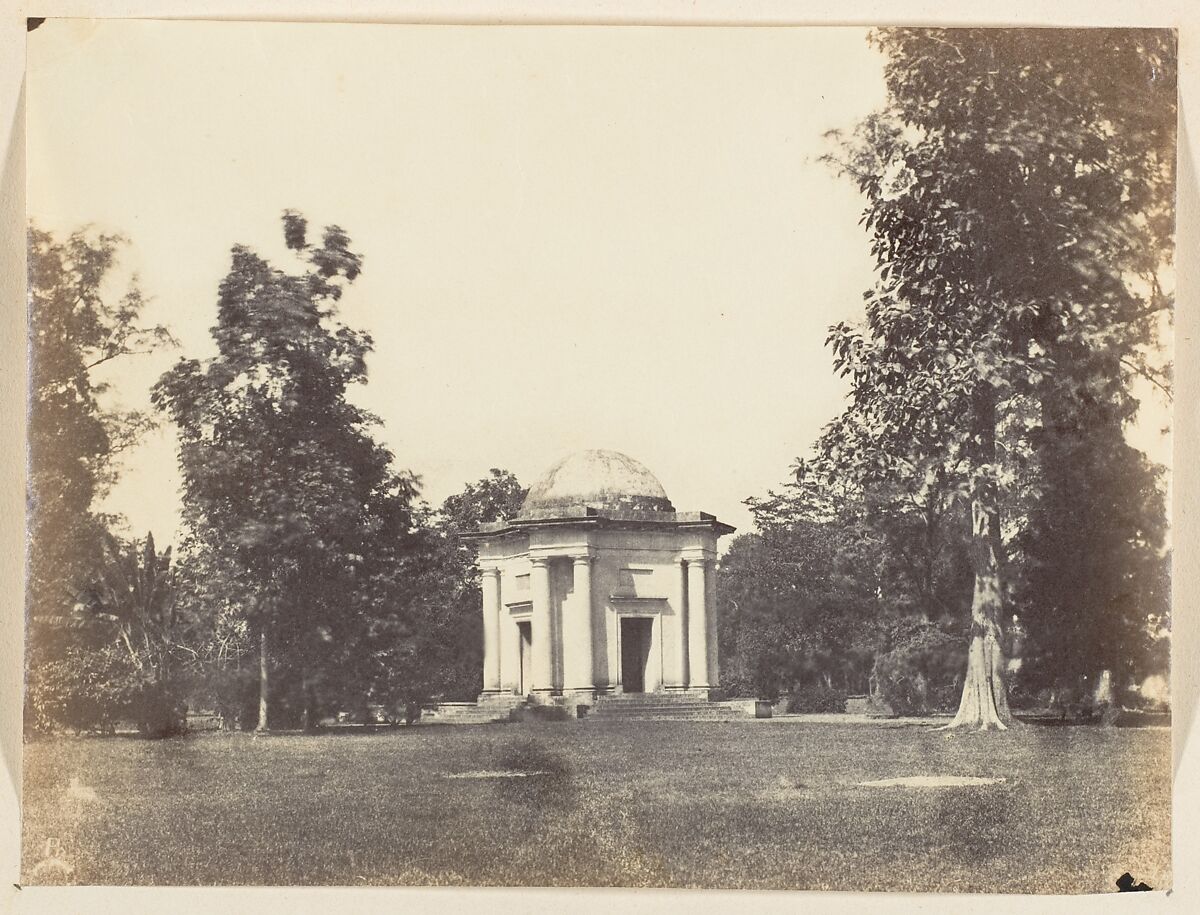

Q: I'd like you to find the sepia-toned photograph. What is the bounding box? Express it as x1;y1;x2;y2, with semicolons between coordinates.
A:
17;18;1177;895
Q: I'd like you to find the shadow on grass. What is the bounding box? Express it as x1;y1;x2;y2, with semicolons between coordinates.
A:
492;737;577;810
1018;712;1171;729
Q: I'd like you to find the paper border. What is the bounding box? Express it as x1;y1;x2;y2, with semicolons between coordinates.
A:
3;3;1196;912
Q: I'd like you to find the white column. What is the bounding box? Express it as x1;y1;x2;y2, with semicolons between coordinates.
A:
530;556;554;694
667;558;689;688
707;561;720;688
686;558;710;689
565;554;595;691
480;566;502;693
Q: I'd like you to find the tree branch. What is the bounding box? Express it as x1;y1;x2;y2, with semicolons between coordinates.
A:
1121;356;1172;399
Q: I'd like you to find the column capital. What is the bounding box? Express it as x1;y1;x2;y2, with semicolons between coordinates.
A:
480;562;503;577
682;551;714;567
529;554;553;568
570;552;595;565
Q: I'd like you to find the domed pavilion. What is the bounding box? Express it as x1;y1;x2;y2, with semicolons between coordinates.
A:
466;450;735;705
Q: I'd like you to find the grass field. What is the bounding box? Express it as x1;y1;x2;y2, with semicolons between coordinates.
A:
21;719;1171;893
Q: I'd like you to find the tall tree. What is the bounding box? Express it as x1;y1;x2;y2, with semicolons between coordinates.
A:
814;29;1175;729
25;226;173;733
153;212;419;731
1013;390;1170;706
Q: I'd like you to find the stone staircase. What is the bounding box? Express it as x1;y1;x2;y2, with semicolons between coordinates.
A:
589;691;762;721
421;693;528;725
422;691;768;724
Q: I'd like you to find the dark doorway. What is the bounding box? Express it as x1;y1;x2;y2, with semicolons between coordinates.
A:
620;617;653;693
517;621;532;695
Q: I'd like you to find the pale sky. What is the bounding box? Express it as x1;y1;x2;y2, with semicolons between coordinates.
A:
26;20;1172;548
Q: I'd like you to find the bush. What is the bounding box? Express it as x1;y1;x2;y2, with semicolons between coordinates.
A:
786;683;847;713
719;665;762;701
134;685;189;738
1005;675;1048;712
25;644;144;735
872;620;965;716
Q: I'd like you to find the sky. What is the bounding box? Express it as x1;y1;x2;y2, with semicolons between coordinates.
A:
25;20;1173;548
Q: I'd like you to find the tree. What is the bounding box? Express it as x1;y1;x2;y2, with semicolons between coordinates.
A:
169;542;256;729
719;487;893;702
439;469;527;540
1013;407;1170;709
25;226;174;734
420;470;527;702
336;469;526;721
722;468;973;710
153;212;420;731
814;29;1175;729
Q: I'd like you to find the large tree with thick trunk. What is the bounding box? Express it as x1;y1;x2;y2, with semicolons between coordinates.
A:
808;29;1175;729
154;212;419;731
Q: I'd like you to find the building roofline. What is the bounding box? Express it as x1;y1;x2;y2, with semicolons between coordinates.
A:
462;506;736;540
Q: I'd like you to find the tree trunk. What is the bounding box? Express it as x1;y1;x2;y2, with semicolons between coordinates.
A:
256;627;270;732
301;674;315;732
1093;668;1119;725
945;389;1014;731
922;493;937;620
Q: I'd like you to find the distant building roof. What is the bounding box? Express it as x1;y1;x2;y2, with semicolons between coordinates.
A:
517;449;674;518
466;448;735;538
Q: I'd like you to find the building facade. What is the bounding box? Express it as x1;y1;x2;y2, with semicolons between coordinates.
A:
466;450;734;701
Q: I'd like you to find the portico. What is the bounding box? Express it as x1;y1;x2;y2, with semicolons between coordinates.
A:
467;450;734;703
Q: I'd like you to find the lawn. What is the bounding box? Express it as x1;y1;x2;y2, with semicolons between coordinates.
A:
21;719;1171;893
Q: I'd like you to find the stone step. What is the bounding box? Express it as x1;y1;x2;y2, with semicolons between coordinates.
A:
592;697;713;706
422;695;530;725
423;713;517;725
593;706;710;711
591;702;719;710
592;698;715;706
590;710;748;715
589;693;758;721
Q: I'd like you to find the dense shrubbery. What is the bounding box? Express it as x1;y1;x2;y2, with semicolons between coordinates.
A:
785;684;847;714
25;643;188;737
26;646;141;735
870;620;965;716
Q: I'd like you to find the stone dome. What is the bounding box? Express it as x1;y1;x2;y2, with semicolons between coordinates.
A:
518;449;674;517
